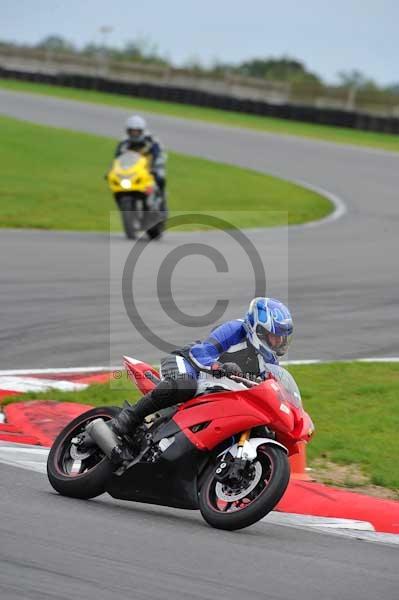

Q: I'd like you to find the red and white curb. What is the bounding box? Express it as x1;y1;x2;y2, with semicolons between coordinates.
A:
0;367;115;444
0;376;87;394
2;440;397;546
1;361;398;543
0;366;119;377
0;366;118;400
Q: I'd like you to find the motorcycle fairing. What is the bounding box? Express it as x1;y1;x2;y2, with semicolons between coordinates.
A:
123;356;160;394
173;380;296;452
106;429;206;509
115;358;310;508
123;357;304;453
107;152;155;195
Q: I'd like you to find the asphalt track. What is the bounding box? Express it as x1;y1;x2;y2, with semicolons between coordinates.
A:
1;89;399;367
0;461;398;600
1;90;399;599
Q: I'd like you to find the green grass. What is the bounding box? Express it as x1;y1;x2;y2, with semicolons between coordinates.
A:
3;362;398;492
288;362;399;492
0;114;331;230
1;78;399;153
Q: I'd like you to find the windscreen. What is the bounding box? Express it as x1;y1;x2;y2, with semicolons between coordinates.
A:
265;364;302;408
118;151;142;169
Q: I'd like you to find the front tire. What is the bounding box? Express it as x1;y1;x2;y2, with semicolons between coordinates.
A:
147;220;164;240
199;445;290;531
47;406;120;499
119;195;137;239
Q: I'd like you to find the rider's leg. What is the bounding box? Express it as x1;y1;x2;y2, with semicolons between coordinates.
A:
112;374;197;436
112;355;198;437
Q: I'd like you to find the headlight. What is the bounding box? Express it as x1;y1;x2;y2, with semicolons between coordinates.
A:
120;179;132;189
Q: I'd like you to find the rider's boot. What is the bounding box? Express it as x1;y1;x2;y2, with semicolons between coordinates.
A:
111;391;155;438
87;376;197;463
85;392;155;465
113;373;198;433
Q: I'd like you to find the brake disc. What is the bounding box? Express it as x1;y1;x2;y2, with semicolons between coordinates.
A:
215;461;263;502
70;437;95;460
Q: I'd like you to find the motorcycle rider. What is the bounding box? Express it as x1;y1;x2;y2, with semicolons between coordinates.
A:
111;297;293;442
115;115;168;217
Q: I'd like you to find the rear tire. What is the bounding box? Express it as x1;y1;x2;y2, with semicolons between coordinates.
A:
47;406;120;499
198;445;290;531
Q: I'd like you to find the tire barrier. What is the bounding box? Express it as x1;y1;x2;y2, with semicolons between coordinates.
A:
2;66;399;135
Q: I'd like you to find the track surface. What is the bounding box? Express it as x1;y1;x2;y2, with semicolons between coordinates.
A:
1;89;399;367
0;91;398;600
0;462;398;600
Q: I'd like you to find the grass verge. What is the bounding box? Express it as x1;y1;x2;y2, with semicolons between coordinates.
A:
1;78;399;153
0;114;331;230
2;362;398;495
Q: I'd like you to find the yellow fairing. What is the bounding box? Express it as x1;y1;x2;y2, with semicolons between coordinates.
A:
107;151;155;194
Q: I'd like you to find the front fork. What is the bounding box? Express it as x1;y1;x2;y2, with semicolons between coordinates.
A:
235;430;251;459
214;430;252;484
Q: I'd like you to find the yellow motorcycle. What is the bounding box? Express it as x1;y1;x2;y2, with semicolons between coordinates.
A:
107;151;165;240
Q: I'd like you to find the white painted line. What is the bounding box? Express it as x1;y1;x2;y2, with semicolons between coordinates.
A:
0;376;88;393
0;442;49;474
284;178;348;229
357;357;399;363
2;358;399;378
0;458;47;474
241;178;348;234
264;512;399;546
282;359;322;365
283;357;399;365
265;512;375;531
315;528;399;546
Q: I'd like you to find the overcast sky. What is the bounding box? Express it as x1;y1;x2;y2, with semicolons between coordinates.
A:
1;0;397;85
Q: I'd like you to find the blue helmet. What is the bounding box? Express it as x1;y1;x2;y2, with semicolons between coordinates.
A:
244;297;293;360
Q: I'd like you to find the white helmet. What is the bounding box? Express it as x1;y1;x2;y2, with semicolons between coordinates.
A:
125;115;147;143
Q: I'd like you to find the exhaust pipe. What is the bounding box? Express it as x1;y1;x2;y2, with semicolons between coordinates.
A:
86;419;120;459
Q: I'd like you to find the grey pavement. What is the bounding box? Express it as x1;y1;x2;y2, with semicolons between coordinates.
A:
0;462;398;600
0;89;398;367
1;89;399;599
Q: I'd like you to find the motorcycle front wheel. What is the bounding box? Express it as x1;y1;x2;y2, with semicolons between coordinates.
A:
119;195;140;239
198;445;290;531
147;220;164;240
47;406;120;499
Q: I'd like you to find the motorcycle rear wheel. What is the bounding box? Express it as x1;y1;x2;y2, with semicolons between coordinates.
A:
198;445;290;531
47;406;120;499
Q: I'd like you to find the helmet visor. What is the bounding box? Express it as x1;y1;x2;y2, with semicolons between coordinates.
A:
126;128;145;144
256;325;292;356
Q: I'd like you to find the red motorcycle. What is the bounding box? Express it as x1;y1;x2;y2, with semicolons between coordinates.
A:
47;356;314;531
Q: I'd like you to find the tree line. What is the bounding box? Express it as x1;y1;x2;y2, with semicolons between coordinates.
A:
1;35;398;97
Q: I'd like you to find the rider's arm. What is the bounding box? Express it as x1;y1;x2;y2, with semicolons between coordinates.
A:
148;137;166;171
188;320;246;370
115;140;127;157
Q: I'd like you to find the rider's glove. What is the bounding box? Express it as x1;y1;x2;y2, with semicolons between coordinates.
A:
210;362;226;379
210;362;243;378
222;362;243;377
